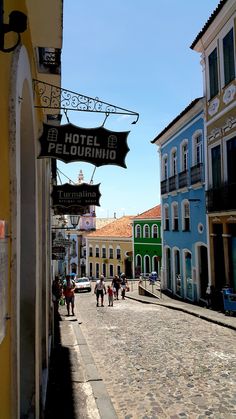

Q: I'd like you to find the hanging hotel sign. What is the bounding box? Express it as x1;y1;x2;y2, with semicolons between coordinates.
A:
52;183;101;208
38;123;130;168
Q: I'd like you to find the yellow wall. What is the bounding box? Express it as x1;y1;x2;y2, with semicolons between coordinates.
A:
87;238;132;279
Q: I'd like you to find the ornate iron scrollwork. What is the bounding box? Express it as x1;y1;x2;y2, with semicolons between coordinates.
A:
33;79;139;123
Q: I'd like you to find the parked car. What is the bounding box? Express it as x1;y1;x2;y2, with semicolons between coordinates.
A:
74;277;91;292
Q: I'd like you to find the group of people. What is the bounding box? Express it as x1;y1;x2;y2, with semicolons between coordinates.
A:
52;272;129;315
52;275;76;317
94;273;129;307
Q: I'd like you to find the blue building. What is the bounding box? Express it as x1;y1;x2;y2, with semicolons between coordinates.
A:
152;98;209;303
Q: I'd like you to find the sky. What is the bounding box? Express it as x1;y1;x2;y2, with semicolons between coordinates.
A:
58;0;219;219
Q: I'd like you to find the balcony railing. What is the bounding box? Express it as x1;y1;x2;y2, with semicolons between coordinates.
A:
169;175;177;192
190;163;204;185
161;179;168;194
206;183;236;212
178;170;188;188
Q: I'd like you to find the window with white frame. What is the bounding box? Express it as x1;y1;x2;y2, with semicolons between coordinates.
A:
109;246;113;259
95;245;99;257
223;28;235;86
116;246;121;259
182;200;190;231
171;148;177;176
89;245;93;257
172;202;179;231
102;246;106;258
152;224;158;238
89;262;93;278
181;141;188;172
193;131;202;165
109;264;114;277
143;224;150;238
162;155;168;180
164;204;169;231
135;224;141;238
95;263;99;278
208;47;219;99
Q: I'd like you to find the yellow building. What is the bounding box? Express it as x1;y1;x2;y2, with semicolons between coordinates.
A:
85;216;134;279
191;0;236;296
0;1;63;418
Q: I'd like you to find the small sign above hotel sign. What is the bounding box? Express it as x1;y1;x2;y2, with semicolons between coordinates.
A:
38;123;130;168
52;183;101;208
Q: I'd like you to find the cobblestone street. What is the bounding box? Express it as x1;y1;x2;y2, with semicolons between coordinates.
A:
74;289;236;419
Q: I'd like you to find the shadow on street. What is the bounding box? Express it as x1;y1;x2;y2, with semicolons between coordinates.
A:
44;315;76;419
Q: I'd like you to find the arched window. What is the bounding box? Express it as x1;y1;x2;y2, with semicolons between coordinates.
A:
89;245;93;257
192;130;203;166
171;148;177;176
102;245;106;258
164;204;169;231
135;224;141;238
172;202;179;231
143;224;150;238
182;200;190;231
116;246;121;259
109;246;113;259
152;224;159;238
181;140;188;172
162;154;168;180
95;245;99;258
135;255;142;276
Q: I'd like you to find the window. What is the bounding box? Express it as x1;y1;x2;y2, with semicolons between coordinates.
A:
102;246;106;258
95;246;99;258
135;225;141;238
194;133;202;165
109;264;114;277
89;246;93;257
162;155;168;180
223;28;235;86
102;263;106;277
152;225;158;238
211;145;221;188
95;263;99;278
172;202;179;231
143;224;150;238
109;247;113;259
181;142;188;171
227;137;236;183
171;149;177;176
164;205;169;231
116;247;121;259
182;201;190;231
89;263;93;278
209;48;219;99
117;265;121;276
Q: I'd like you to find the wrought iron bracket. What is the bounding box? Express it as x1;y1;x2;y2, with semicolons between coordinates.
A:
33;79;139;124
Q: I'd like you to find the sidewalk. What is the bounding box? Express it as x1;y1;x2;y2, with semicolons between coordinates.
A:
44;282;236;418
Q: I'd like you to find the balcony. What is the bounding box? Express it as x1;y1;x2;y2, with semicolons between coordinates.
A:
206;183;236;212
169;175;177;192
161;179;168;194
178;170;188;188
190;163;204;185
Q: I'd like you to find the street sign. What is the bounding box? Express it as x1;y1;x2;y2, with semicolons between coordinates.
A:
38;123;130;168
52;183;101;208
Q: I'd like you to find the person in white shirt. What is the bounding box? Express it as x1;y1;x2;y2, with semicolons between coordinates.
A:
94;275;106;307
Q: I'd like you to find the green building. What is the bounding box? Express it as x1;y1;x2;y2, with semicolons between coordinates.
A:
132;205;162;277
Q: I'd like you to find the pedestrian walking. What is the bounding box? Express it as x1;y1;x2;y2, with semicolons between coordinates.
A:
120;273;128;300
107;285;114;306
63;275;76;316
112;275;120;300
94;275;106;307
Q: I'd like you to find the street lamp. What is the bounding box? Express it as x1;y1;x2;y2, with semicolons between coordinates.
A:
70;215;80;229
